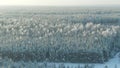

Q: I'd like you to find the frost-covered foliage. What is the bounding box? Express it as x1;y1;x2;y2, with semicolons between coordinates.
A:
1;21;120;62
0;7;120;62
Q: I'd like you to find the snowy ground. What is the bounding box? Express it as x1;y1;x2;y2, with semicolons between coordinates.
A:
0;53;120;68
102;52;120;68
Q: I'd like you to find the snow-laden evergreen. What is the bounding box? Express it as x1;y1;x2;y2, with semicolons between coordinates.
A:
1;21;120;62
0;52;120;68
0;7;120;63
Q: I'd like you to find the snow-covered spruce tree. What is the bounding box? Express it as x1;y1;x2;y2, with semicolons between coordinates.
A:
84;64;89;68
58;63;65;68
77;65;81;68
67;66;70;68
1;17;120;62
104;65;108;68
115;64;117;68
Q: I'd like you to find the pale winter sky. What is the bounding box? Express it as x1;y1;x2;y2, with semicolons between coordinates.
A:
0;0;119;6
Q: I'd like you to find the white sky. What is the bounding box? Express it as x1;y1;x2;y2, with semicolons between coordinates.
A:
0;0;119;6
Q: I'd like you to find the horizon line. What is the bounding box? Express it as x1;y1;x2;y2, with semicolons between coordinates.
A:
0;4;120;7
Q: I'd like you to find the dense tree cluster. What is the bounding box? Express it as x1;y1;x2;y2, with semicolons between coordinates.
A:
0;7;120;62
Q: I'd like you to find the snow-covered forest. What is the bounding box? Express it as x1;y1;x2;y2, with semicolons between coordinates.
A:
0;7;120;68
